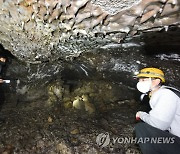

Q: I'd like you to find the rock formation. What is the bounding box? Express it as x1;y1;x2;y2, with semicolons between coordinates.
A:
0;0;179;62
0;0;179;103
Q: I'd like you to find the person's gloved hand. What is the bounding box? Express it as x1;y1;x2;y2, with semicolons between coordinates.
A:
136;111;141;121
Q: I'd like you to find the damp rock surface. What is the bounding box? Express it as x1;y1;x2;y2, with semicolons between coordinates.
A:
0;98;142;154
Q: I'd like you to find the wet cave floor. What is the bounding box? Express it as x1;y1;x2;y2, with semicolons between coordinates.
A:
0;97;143;154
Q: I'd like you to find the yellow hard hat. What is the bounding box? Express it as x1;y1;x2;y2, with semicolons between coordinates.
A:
136;67;165;82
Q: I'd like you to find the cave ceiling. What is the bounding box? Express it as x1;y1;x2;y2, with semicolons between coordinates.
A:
0;0;179;63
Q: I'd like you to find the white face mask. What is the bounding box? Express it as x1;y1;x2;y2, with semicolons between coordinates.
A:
136;78;152;93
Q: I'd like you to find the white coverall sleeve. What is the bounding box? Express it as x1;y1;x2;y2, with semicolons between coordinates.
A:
139;91;177;130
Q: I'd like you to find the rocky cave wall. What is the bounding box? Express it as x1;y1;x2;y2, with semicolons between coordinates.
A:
0;0;179;108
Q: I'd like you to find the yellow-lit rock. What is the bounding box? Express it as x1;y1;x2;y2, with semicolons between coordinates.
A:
72;96;84;110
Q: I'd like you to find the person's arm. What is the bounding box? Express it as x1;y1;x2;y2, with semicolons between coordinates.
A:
136;90;177;130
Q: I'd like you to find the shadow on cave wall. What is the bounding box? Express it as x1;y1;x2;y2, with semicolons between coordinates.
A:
142;26;180;55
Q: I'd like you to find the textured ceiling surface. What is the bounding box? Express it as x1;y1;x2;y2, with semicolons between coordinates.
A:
0;0;179;63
